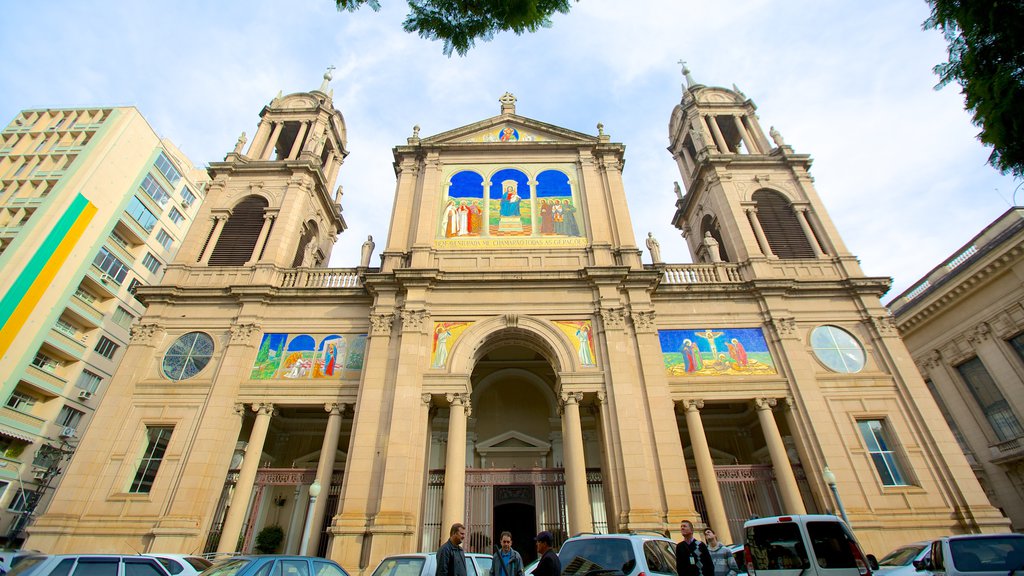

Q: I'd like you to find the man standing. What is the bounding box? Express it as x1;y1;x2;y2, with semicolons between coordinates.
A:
676;520;713;576
492;531;525;576
436;523;467;576
533;531;560;576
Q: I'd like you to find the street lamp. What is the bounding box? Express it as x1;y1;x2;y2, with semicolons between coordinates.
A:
822;466;849;525
299;479;321;555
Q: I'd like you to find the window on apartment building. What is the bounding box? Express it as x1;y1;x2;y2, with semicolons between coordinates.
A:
94;336;120;360
6;391;37;412
142;252;162;274
139;174;171;208
128;278;143;299
857;419;911;486
168;207;184;225
33;443;64;469
8;489;29;512
112;306;136;330
154;152;182;187
31;351;61;372
956;357;1024;442
93;247;129;284
129;426;174;493
75;369;102;393
180;186;197;209
56;406;85;429
126;196;158;233
156;229;173;250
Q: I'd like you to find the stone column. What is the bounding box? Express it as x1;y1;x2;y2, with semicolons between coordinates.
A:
441;394;469;533
705;115;729;152
218;402;275;553
756;398;806;514
247;120;272;158
744;207;774;257
561;392;593;534
304;403;345;555
745;115;771;153
289;121;310;160
199;216;227;264
262;122;284;160
793;207;826;257
733;116;756;154
968;323;1024;422
245;213;275;266
682;400;731;543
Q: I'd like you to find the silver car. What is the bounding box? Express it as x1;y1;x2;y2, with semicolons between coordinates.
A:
370;553;494;576
874;542;929;576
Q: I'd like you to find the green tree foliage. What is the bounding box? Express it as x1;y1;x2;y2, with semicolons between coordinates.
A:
924;0;1024;178
334;0;575;56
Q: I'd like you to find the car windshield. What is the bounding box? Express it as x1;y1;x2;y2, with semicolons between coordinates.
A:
371;558;426;576
878;546;925;567
559;538;636;576
186;559;213;571
745;522;809;571
202;559;254;576
949;536;1024;572
7;556;47;576
806;521;858;569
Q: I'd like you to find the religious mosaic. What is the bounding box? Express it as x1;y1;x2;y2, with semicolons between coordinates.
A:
459;125;549;143
658;328;776;376
250;333;367;380
553;320;597;367
430;322;472;368
437;167;584;247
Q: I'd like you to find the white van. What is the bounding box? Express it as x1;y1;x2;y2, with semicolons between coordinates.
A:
743;515;879;576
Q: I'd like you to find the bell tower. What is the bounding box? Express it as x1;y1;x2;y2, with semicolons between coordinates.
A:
667;64;862;277
175;68;348;271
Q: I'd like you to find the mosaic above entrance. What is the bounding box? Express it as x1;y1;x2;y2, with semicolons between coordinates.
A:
430;321;472;368
658;328;777;376
250;333;367;380
553;320;597;367
436;165;588;249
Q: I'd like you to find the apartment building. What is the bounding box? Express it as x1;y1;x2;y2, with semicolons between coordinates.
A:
0;106;208;544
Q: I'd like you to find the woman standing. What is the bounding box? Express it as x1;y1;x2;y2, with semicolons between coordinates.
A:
704;528;739;576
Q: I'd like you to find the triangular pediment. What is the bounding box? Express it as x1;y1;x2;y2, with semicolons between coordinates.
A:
422;114;599;146
476;430;551;455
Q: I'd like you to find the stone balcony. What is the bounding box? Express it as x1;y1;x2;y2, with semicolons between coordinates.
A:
990;435;1024;465
159;264;363;291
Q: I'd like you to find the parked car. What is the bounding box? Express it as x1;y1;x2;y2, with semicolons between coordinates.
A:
369;552;493;576
743;515;878;576
913;533;1024;576
0;551;39;576
7;555;174;576
199;556;349;576
145;555;212;576
874;542;929;576
557;532;676;576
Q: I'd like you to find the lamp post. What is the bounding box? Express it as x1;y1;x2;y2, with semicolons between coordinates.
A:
299;479;321;555
822;466;849;525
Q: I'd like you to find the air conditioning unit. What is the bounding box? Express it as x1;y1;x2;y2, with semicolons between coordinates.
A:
59;426;77;439
78;390;93;400
99;274;113;284
33;469;47;480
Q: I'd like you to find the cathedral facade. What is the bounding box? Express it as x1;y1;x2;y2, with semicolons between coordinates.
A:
28;75;1007;567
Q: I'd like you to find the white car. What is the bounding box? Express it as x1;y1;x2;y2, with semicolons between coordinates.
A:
874;542;929;576
143;555;212;576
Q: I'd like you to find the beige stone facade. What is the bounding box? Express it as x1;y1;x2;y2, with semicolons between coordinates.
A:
889;207;1024;530
28;78;1007;566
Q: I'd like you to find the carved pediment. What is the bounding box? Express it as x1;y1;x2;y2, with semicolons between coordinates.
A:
421;114;599;146
476;430;551;456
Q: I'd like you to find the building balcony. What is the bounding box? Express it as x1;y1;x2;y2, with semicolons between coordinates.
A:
44;327;87;361
83;265;120;298
990;436;1024;465
0;407;46;436
20;365;66;397
66;294;104;328
0;455;24;481
117;215;151;244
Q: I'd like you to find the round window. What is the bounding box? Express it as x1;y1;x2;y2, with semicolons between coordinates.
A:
162;332;215;380
810;325;865;373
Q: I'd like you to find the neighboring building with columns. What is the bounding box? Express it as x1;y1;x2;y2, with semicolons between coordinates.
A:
28;73;1007;567
0;106;207;545
888;207;1024;531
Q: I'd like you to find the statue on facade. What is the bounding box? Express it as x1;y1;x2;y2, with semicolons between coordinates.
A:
770;126;786;148
703;231;723;263
673;181;683;199
646;232;662;264
234;131;247;154
689;126;706;151
360;235;375;268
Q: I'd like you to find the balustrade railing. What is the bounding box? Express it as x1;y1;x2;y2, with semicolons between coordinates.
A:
661;264;743;284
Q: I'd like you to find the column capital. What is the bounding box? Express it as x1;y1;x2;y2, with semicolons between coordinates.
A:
422;393;433;406
792;204;810;213
253;402;276;416
370;312;395;336
129;323;163;346
324;402;345;415
682;399;704;412
744;206;758;214
968;321;992;344
560;391;584;406
233;403;246;417
230;323;262;346
446;393;471;412
631;310;657;333
754;397;778;411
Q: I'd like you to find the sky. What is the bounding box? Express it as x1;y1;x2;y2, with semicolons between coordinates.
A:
1;1;1019;299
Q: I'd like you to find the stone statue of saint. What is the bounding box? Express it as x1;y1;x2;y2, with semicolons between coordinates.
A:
360;235;375;268
646;232;662;264
770;126;786;148
673;181;683;199
689;127;706;151
234;131;247;154
703;231;723;263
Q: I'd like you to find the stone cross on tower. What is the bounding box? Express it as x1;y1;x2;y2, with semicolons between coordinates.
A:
677;60;697;90
319;65;336;92
499;92;517;115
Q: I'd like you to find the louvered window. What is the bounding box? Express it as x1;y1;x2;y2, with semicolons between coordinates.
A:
752;189;815;259
207;196;268;266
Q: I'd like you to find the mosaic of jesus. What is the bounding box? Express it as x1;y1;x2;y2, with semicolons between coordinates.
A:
658;327;777;376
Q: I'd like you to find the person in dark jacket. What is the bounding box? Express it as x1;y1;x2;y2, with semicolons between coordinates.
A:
492;531;525;576
676;520;714;576
436;523;467;576
533;531;561;576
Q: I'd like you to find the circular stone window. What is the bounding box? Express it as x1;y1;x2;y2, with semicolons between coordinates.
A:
810;325;865;373
162;332;215;380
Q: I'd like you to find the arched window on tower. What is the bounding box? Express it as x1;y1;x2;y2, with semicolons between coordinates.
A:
292;221;319;267
207;196;269;266
752;189;815;259
699;214;730;263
